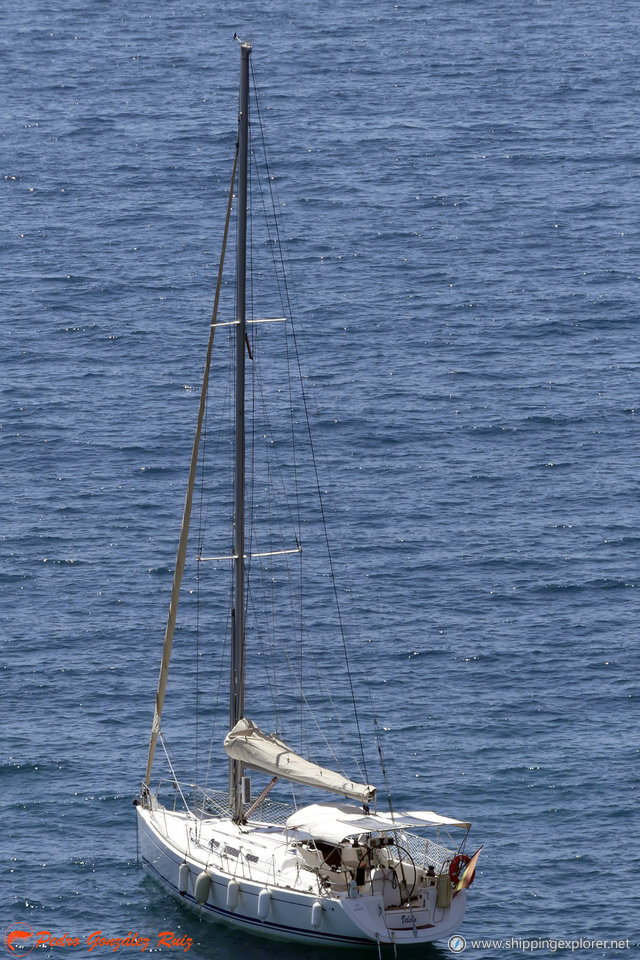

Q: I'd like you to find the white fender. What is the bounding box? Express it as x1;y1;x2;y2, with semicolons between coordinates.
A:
436;872;451;909
194;871;211;905
227;879;239;910
311;900;322;929
257;888;270;920
178;862;190;896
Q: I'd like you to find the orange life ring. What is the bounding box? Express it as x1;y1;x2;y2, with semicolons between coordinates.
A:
449;854;472;886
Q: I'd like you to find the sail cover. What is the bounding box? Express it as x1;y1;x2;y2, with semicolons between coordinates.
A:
223;718;376;804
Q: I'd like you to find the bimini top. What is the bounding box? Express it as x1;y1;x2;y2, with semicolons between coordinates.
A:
286;802;471;845
223;718;376;804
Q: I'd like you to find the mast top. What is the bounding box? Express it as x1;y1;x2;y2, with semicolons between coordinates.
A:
233;33;252;54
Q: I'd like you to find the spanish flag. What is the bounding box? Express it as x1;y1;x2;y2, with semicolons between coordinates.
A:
455;846;483;894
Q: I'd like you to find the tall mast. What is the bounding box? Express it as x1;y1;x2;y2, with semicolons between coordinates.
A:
230;39;251;820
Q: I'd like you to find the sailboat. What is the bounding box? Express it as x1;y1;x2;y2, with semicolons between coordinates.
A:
135;39;479;948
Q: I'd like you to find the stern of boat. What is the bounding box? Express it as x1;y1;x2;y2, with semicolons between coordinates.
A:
340;888;467;945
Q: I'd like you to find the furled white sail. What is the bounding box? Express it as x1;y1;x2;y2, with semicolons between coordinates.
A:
223;718;376;804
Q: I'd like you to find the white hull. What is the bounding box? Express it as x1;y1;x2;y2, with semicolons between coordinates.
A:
136;802;467;947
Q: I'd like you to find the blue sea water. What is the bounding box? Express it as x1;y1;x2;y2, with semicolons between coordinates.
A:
2;1;639;958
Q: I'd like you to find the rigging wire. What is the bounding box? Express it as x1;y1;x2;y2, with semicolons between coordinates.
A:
244;114;308;750
198;329;234;792
250;58;370;786
152;61;402;823
183;66;379;800
371;705;395;818
159;733;194;812
246;124;306;748
143;145;239;790
203;604;232;791
247;140;303;547
282;650;351;776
